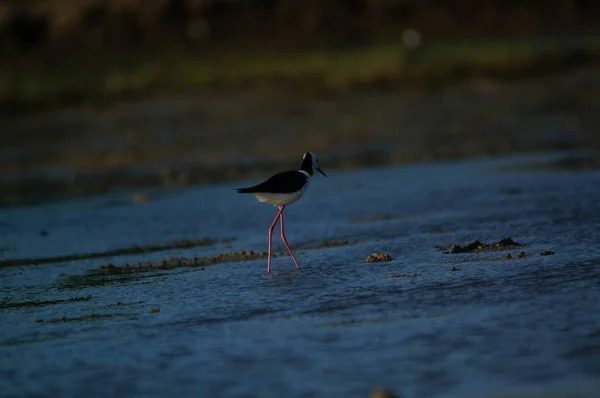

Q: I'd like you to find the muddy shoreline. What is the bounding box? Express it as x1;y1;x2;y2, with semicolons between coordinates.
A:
2;65;600;209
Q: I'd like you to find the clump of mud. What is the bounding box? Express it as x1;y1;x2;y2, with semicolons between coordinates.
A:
366;253;393;263
436;237;526;254
370;389;399;398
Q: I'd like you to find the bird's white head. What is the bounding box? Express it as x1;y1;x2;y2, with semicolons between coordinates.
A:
301;152;327;177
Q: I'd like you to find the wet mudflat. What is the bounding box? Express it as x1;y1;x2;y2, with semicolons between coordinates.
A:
3;65;600;209
1;152;600;398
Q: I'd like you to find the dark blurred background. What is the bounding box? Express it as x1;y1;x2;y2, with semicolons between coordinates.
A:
2;0;599;53
2;0;600;207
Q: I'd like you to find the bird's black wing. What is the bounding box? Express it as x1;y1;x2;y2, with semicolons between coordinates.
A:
236;171;308;194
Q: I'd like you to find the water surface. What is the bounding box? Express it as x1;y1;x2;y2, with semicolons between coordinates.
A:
1;153;599;398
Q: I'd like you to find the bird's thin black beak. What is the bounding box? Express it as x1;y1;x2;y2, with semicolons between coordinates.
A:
317;167;327;177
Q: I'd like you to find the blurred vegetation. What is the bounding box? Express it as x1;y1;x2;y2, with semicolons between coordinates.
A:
2;1;600;207
2;36;599;110
1;1;600;109
2;0;599;52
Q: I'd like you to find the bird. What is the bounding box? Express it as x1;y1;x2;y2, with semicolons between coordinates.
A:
236;152;327;274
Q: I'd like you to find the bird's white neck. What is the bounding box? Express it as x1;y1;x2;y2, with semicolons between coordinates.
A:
298;170;311;179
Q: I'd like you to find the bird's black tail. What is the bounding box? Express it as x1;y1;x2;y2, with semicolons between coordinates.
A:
236;187;254;193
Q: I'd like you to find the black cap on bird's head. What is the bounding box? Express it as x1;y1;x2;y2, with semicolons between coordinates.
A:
301;152;326;177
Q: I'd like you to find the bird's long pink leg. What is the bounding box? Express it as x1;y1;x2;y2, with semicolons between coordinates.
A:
280;206;301;269
267;205;285;274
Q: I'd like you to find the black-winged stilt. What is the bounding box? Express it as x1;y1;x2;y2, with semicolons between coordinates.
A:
236;152;327;274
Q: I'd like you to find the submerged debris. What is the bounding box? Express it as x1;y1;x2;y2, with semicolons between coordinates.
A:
1;237;233;268
65;238;360;284
449;267;459;271
80;313;102;320
79;238;359;277
149;308;160;313
91;250;270;276
436;237;525;254
541;250;556;256
351;213;400;223
366;253;393;263
69;295;92;302
386;273;420;278
499;188;523;195
1;295;92;310
34;312;136;324
320;240;350;248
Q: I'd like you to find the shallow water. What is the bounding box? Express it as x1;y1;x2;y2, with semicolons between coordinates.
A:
1;153;600;398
